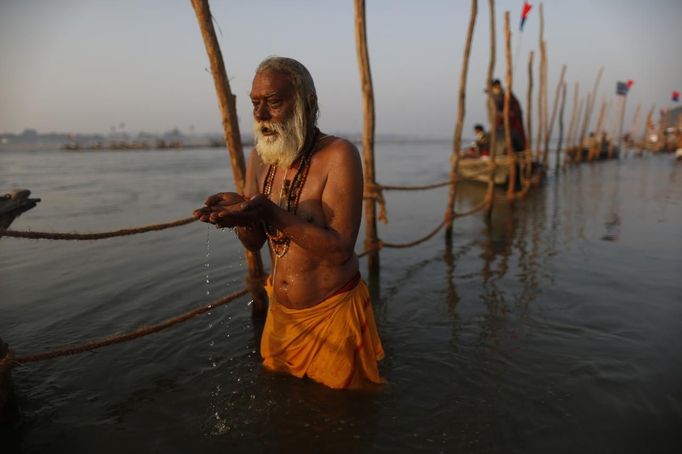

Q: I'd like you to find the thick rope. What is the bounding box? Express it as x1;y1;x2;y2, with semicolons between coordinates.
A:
451;194;493;219
383;219;447;249
381;180;453;191
363;167;494;225
0;216;197;240
357;218;447;258
380;167;492;191
10;287;249;366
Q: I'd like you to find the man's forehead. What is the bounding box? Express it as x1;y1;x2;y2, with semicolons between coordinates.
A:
251;70;294;96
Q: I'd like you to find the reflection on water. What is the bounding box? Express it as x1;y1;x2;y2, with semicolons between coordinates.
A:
1;147;681;452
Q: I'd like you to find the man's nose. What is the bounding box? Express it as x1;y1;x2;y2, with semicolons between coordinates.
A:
254;102;270;121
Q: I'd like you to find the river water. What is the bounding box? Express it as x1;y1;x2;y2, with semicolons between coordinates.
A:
1;144;681;453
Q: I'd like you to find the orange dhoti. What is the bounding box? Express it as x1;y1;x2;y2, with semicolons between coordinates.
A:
260;274;385;389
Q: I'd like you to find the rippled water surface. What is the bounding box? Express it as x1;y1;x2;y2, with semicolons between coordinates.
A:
1;145;681;453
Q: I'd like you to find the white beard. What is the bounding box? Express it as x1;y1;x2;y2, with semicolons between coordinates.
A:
253;102;307;168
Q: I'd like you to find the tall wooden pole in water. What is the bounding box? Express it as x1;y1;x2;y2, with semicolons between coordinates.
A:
544;64;567;168
484;0;497;220
525;51;534;180
535;51;545;162
354;0;379;275
570;97;585;163
554;81;567;173
503;11;516;199
566;81;579;150
190;0;267;317
445;0;478;237
535;3;548;165
608;98;619;159
591;98;608;161
642;104;656;151
617;91;628;152
578;67;604;154
627;103;642;148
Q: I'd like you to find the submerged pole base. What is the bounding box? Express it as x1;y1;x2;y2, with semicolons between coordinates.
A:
0;338;19;424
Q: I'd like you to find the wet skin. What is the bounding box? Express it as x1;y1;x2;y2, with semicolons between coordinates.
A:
194;70;363;309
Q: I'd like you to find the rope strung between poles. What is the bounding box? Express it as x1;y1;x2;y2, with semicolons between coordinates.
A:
380;167;493;191
362;167;496;225
383;219;447;249
9;287;249;367
357;218;448;257
0;216;198;240
357;191;494;259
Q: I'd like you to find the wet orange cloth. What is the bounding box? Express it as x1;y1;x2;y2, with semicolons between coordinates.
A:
260;276;385;389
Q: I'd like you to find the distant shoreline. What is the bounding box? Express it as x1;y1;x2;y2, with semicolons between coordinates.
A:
0;136;455;153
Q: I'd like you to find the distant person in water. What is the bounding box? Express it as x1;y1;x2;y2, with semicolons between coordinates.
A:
490;79;527;155
193;56;384;389
464;124;490;159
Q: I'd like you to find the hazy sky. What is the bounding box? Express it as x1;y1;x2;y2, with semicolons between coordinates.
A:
1;0;681;138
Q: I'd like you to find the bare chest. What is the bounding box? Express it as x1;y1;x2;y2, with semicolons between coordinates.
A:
257;162;328;228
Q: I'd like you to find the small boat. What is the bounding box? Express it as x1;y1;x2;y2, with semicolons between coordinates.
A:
0;189;40;229
458;154;540;188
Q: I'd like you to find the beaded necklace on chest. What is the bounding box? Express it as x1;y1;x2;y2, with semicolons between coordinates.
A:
262;128;320;258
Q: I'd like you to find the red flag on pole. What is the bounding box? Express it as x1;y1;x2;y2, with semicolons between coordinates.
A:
520;2;532;31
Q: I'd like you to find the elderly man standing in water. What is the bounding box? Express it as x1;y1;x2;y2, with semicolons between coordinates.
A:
194;56;384;389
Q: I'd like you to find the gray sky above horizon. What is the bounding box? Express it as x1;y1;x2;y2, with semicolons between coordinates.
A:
1;0;681;139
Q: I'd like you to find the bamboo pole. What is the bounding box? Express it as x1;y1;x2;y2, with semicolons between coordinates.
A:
617;92;628;152
445;0;478;237
190;0;267;317
608;98;619;159
591;98;608;161
535;3;547;164
503;11;516;199
627;103;641;141
641;104;655;152
569;97;585;164
535;50;545;162
354;0;379;275
525;50;534;180
554;81;567;173
484;0;497;220
578;67;604;152
566;81;579;150
544;64;567;168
